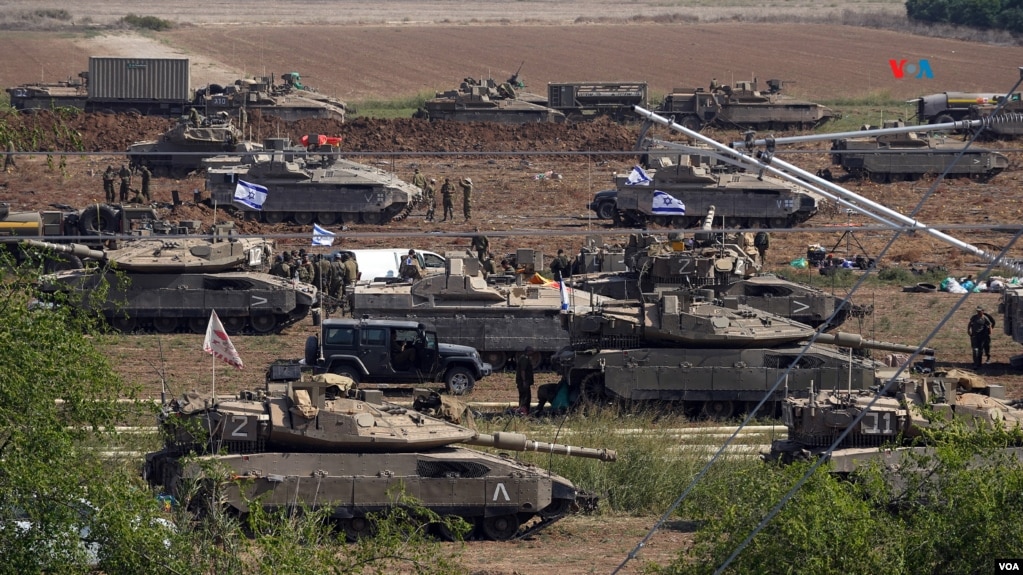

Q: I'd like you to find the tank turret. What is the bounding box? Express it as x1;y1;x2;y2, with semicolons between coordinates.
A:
28;228;317;334
127;113;248;172
145;376;615;540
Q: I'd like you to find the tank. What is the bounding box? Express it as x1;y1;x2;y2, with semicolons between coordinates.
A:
194;73;347;122
656;78;836;131
416;76;566;124
352;252;615;371
607;150;822;228
127;112;249;173
205;137;422;225
554;289;932;418
764;369;1023;471
830;122;1009;183
144;376;615;540
27;226;317;334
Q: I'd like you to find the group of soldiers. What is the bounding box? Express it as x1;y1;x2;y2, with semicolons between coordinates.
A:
102;164;152;204
270;250;359;311
411;167;474;222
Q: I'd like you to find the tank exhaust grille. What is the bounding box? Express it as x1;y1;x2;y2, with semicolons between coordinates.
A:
417;460;491;479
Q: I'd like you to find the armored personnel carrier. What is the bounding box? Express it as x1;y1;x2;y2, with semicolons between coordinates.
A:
28;225;317;334
656;78;836;131
417;76;566;124
205;137;422;225
352;253;615;371
144;377;615;540
602;151;822;229
554;289;931;418
830;123;1009;183
764;369;1023;471
127;112;248;173
194;72;347;122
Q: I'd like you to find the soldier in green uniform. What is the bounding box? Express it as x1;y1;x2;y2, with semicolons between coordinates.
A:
515;347;535;415
460;177;473;221
550;249;571;280
297;255;313;283
117;164;132;203
424;178;437;222
411;167;427;191
102;165;117;203
4;140;16;173
470;228;489;263
138;165;152;203
440;177;454;222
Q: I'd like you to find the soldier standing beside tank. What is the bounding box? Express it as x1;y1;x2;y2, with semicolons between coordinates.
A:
4;140;16;173
297;255;313;284
329;254;345;305
754;230;770;262
117;164;132;203
460;177;473;221
550;249;571;280
470;228;489;263
515;347;535;415
134;165;152;204
968;305;996;369
424;178;437;222
411;167;427;192
270;254;290;279
102;165;117;203
440;177;454;222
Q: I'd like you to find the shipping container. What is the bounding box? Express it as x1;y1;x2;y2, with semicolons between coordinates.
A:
87;57;190;102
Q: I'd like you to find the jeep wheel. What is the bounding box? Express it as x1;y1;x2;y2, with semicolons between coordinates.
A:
596;201;616;220
444;367;475;396
331;365;361;385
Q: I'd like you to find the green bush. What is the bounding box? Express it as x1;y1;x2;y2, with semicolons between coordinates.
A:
121;14;173;31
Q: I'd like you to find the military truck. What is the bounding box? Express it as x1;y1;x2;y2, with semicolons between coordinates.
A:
303;317;493;395
546;82;648;122
830;123;1008;183
0;202;173;244
656;77;836;131
915;91;1022;125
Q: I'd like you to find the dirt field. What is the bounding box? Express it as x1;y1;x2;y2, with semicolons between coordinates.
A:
3;5;1023;573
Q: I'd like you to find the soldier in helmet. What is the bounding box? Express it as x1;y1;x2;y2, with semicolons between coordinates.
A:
118;164;132;203
102;165;117;203
515;346;536;415
460;177;473;221
470;227;489;263
424;178;437;222
967;305;996;369
440;177;454;222
411;167;427;191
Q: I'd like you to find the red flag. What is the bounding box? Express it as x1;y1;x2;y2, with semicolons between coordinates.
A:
202;310;243;369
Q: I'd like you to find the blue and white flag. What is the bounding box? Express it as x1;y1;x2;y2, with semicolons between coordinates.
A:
234;179;268;210
312;223;336;246
652;190;686;215
625;165;652;186
559;279;570;312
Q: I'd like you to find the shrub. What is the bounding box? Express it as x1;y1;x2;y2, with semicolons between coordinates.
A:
121;14;173;31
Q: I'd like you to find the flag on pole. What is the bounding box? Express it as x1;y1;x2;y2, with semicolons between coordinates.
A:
312;223;336;246
625;165;652;186
234;179;268;210
558;278;570;312
651;190;686;215
202;310;243;369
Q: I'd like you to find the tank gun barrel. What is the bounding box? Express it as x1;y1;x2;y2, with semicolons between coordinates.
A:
21;239;107;262
701;205;716;231
466;432;617;462
814;332;933;356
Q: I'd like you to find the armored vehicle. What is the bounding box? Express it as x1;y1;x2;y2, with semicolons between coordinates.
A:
194;72;347;122
303;317;493;395
764;369;1023;471
656;78;836;131
28;226;317;334
546;82;648;122
830;124;1008;183
554;289;931;418
601;153;822;229
144;377;614;541
417;77;566;124
352;253;615;371
205;138;422;225
127;112;248;173
916;91;1023;126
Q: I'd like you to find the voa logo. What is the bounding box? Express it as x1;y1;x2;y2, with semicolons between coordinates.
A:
998;561;1020;571
889;59;934;79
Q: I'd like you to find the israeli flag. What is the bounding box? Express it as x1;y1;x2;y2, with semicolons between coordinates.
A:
312;223;336;246
652;190;686;215
234;179;268;210
625;165;652;186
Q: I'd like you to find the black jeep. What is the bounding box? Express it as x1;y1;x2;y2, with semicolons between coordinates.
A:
304;318;491;395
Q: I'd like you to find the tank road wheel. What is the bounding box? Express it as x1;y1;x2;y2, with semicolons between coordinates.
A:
330;365;361;385
360;212;383;225
188;317;207;334
110;315;137;333
153;317;179;334
221;315;246;334
580;372;607;405
431;515;463;542
250;313;278;334
596;201;616;220
481;514;520;541
341;212;360;225
700;400;736;420
538;498;572;520
444;367;476;396
316;212;338;225
342;516;375;542
481;351;507;371
888;173;906;183
680;116;702;132
262;211;285;224
293;212;315;225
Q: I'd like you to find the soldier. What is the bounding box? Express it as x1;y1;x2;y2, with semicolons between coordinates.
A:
117;164;132;203
515;347;535;415
550;249;571;280
297;255;313;283
968;305;996;369
329;254;345;304
188;107;201;128
138;164;152;203
754;230;770;262
424;178;437;222
481;252;496;276
460;177;473;221
102;165;117;203
270;254;290;279
470;228;489;262
709;77;720;91
313;253;331;292
4;140;16;173
341;253;358;287
440;177;454;222
398;249;423;282
411;167;427;191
